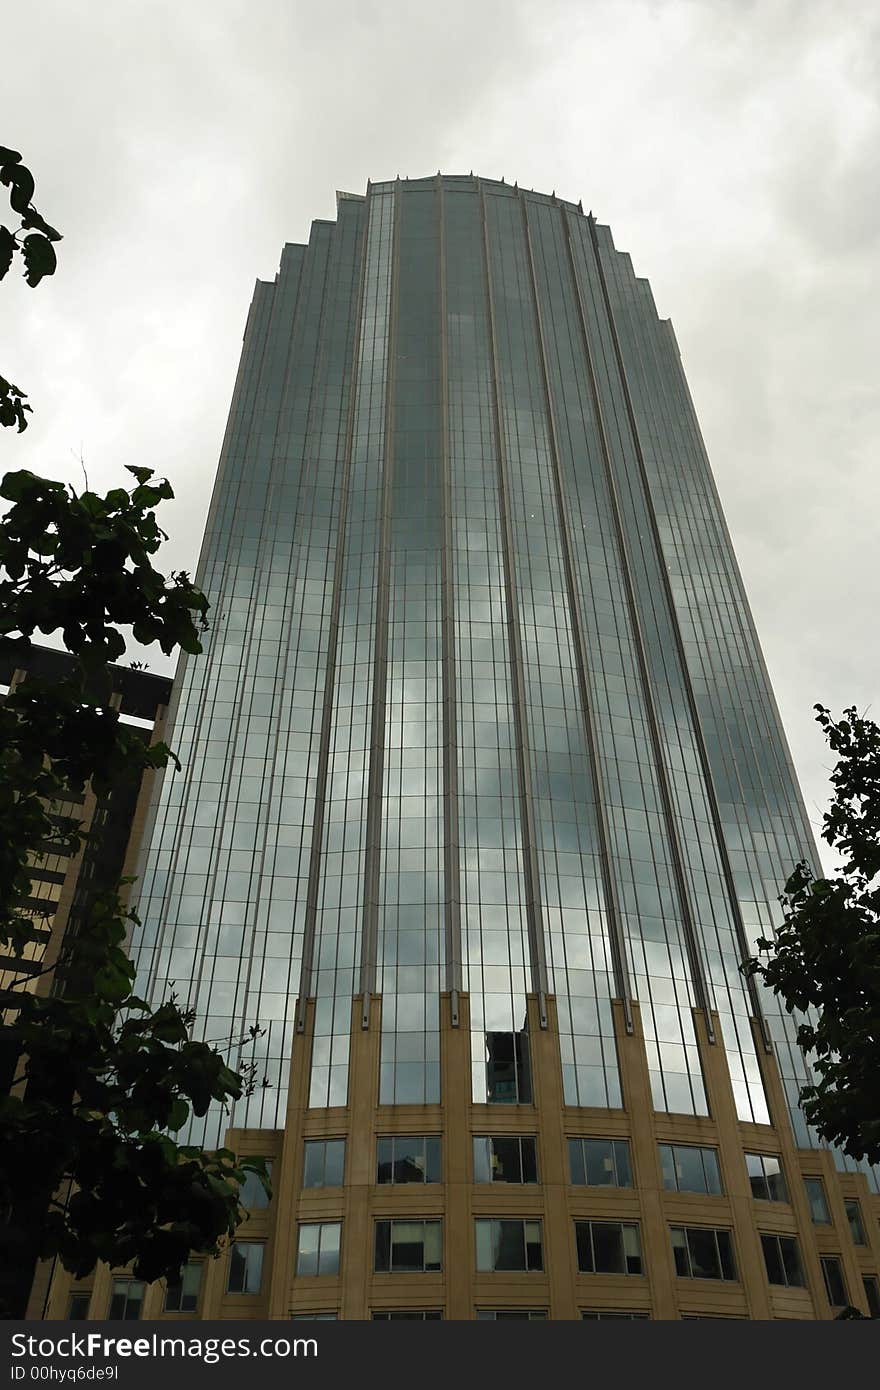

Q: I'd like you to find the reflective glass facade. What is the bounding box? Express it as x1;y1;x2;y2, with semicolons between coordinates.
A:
36;174;880;1323
130;174;859;1162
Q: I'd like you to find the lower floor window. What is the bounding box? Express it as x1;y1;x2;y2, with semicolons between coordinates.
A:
165;1262;203;1312
575;1222;642;1275
582;1311;649;1320
372;1311;442;1320
108;1280;144;1320
68;1294;91;1320
374;1220;442;1273
863;1277;880;1319
228;1242;265;1293
476;1310;547;1320
670;1227;737;1281
475;1219;543;1272
297;1223;341;1277
821;1257;848;1307
760;1234;805;1288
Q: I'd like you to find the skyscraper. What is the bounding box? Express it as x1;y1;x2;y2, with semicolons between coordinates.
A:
47;175;880;1320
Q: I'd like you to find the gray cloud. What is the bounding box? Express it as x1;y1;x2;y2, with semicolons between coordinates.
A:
3;0;877;871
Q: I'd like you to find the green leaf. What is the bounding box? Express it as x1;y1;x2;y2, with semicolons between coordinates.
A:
166;1099;190;1132
0;225;15;280
3;163;35;215
20;207;62;242
21;232;56;287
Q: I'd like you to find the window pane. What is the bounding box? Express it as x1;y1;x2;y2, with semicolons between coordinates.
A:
521;1138;539;1184
495;1221;526;1271
373;1311;442;1320
477;1310;547;1320
702;1150;722;1195
396;1141;425;1182
863;1277;880;1318
109;1281;143;1320
687;1229;720;1279
491;1136;522;1182
761;1234;784;1285
375;1221;391;1272
613;1140;632;1187
670;1227;689;1277
423;1221;442;1271
297;1227;320;1276
821;1257;847;1306
676;1147;709;1193
524;1221;543;1271
745;1153;767;1199
805;1178;830;1223
716;1231;736;1281
486;1032;516;1102
424;1137;442;1183
68;1295;90;1319
622;1224;642;1274
475;1220;495;1272
845;1200;866;1245
764;1158;787;1203
228;1245;261;1293
591;1223;625;1274
473;1137;493;1184
514;1032;532;1103
660;1145;677;1191
376;1139;394;1184
166;1262;202;1312
576;1223;594;1273
391;1222;425;1272
585;1139;615;1186
780;1238;804;1288
324;1140;345;1187
319;1223;341;1275
239;1164;271;1208
569;1139;586;1186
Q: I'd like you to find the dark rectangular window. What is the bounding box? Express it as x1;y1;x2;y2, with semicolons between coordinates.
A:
107;1280;144;1320
372;1311;442;1320
844;1199;866;1245
568;1138;632;1188
68;1294;90;1319
745;1153;788;1202
582;1311;649;1320
485;1031;532;1103
475;1219;543;1272
164;1262;203;1312
804;1177;831;1224
303;1139;346;1188
670;1227;737;1281
291;1313;338;1321
374;1220;442;1273
862;1276;880;1318
473;1136;538;1184
659;1144;722;1195
760;1234;805;1288
821;1256;848;1307
575;1222;642;1275
476;1310;547;1320
227;1242;264;1293
238;1160;272;1209
296;1223;341;1276
376;1136;441;1184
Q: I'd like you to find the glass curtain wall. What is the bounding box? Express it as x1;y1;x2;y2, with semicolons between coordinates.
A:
132;175;869;1175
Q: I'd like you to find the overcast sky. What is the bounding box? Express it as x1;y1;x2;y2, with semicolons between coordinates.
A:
3;0;877;870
